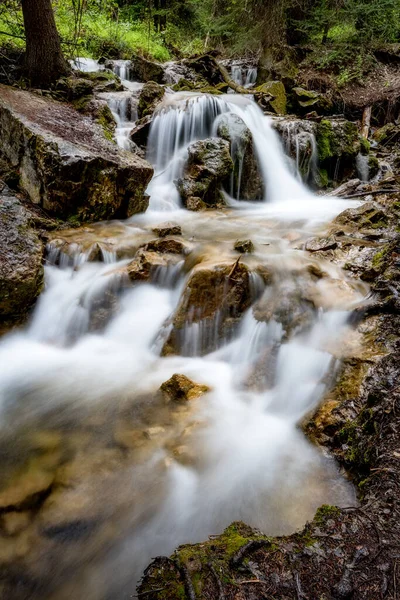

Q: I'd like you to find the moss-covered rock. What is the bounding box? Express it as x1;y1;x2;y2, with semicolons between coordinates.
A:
255;80;287;114
316;118;363;185
138;81;165;119
177;138;233;208
0;183;44;324
0;84;153;221
130;54;165;83
292;86;333;115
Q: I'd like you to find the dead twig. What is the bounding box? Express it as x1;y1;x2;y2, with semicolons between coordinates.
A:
228;256;241;280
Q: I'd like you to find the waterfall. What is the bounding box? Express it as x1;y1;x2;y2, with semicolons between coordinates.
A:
275;119;319;186
146;92;314;211
0;68;365;599
231;64;257;88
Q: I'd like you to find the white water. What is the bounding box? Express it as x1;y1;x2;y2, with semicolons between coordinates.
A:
0;77;367;599
146;92;315;211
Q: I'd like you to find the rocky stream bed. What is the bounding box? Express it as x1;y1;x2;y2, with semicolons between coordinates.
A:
0;53;399;600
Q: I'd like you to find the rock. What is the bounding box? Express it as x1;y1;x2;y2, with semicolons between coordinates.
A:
152;222;182;237
130;54;165;83
183;54;224;86
0;183;44;323
186;197;207;211
216;113;263;200
129;115;152;148
334;202;388;230
0;84;153;221
160;374;210;402
142;238;187;255
234;239;254;253
253;279;316;338
127;249;180;282
292;87;333;115
177;138;233;207
305;236;337;252
163;261;252;355
273;119;318;186
138;81;165;119
373;123;400;147
255;81;287;114
316;118;363;185
55;76;94;100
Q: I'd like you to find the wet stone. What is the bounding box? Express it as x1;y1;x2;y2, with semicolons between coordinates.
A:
186;196;207;211
305;236;337;252
234;239;254;253
152;222;182;237
160;374;210;402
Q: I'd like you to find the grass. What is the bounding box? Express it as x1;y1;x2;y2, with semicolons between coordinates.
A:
0;8;170;62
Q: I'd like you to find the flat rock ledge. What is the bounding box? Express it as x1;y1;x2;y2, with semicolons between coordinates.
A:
0;84;153;222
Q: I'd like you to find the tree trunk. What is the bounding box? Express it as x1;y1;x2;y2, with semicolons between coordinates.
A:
21;0;70;88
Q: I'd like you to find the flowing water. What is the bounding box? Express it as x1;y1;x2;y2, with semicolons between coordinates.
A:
0;73;368;600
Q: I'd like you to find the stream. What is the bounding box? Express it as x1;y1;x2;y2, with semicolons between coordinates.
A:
0;63;369;599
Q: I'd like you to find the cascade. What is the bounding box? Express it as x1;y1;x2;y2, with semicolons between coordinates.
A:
146;92;314;211
0;64;367;599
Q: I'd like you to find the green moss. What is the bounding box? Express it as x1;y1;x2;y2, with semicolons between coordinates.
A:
314;505;340;525
359;136;370;155
256;81;287;114
317;120;334;162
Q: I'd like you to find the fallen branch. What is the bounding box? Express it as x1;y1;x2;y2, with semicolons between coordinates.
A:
228;256;241;280
230;539;271;568
340;188;400;199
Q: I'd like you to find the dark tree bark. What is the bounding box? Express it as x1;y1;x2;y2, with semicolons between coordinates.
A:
21;0;70;88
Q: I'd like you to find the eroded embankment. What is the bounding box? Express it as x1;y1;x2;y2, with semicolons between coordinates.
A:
138;186;400;600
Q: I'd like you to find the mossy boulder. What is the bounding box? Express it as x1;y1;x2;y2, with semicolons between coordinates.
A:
316;118;363;185
0;84;153;221
130;54;165;83
177;138;233;208
255;80;287;114
216;113;263;200
373;123;400;147
138;81;165;119
292;87;333;115
0;183;44;324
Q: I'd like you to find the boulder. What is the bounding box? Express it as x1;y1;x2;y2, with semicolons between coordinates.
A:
163;261;252;355
138;81;165;119
186;196;207;211
177;138;233;208
129;115;152;148
292;87;333;115
234;239;254;253
127;249;180;282
316;118;363;185
273;118;318;186
305;236;338;252
130;54;165;83
0;183;44;323
216;113;263;201
0;84;153;222
255;81;287;115
183;54;224;86
152;222;182;237
160;374;210;402
142;238;187;255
